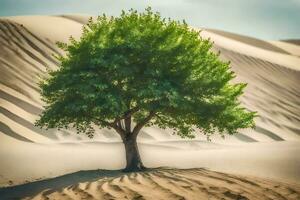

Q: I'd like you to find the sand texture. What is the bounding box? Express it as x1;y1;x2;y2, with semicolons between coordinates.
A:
0;15;300;199
0;168;299;200
33;169;300;200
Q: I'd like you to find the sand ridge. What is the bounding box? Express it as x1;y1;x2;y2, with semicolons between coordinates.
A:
0;15;299;144
0;15;300;193
13;168;299;200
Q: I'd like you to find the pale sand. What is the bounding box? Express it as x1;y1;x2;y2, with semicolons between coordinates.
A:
205;29;290;54
0;15;300;199
269;41;300;57
199;29;300;71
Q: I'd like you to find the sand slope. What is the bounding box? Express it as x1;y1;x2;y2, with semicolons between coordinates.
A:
35;169;299;200
0;15;300;143
269;41;300;57
0;15;300;193
1;168;299;200
1;15;299;143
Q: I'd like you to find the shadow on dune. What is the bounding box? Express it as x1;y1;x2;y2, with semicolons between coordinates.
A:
282;39;300;46
0;90;42;115
235;133;257;142
0;169;125;200
0;107;59;140
0;121;33;143
3;168;299;200
255;126;284;141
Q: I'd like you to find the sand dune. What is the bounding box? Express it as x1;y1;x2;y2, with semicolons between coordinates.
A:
206;29;290;54
282;39;300;46
0;14;300;197
1;168;299;200
1;15;299;144
269;41;300;57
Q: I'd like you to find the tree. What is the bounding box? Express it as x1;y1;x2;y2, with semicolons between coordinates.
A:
36;7;256;172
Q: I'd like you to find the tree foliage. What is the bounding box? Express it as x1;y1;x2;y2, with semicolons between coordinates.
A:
36;7;256;140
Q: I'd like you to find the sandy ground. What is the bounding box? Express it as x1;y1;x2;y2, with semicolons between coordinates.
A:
0;168;299;200
0;15;300;199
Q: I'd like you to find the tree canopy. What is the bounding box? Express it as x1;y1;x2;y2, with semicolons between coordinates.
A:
36;7;256;140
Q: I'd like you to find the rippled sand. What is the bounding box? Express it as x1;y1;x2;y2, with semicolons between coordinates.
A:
0;15;300;199
24;168;300;200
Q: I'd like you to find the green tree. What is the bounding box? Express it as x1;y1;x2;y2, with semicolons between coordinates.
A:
36;8;256;172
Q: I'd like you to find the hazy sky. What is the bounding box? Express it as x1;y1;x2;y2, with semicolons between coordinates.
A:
1;0;299;40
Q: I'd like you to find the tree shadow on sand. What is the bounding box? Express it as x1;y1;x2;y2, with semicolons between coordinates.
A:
0;169;125;199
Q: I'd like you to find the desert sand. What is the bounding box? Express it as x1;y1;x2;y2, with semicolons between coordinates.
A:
1;168;297;200
0;15;300;199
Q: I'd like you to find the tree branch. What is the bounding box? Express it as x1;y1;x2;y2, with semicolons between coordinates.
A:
95;106;140;140
115;106;140;135
95;119;125;140
114;106;140;122
125;116;131;133
132;110;156;138
117;120;123;130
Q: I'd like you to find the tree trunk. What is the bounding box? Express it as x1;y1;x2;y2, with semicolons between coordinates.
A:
123;134;145;172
